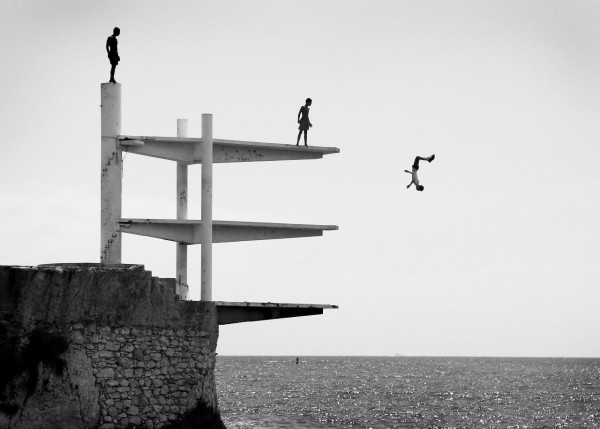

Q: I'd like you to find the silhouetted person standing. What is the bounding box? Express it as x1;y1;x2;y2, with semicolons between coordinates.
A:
296;98;312;146
106;27;121;83
405;154;435;191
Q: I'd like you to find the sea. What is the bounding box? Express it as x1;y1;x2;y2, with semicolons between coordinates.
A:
215;356;600;429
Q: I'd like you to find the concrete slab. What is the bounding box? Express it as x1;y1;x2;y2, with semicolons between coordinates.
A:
119;135;339;164
214;301;338;325
118;219;338;244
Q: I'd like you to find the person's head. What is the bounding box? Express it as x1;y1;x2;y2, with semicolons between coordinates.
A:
113;27;121;36
416;185;424;191
306;98;312;106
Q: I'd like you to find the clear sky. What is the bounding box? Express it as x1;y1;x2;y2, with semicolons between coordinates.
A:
1;0;599;357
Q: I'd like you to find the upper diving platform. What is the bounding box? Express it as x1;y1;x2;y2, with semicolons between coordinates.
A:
119;219;338;244
119;136;339;164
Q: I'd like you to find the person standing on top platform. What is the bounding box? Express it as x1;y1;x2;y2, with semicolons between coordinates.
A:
106;27;121;83
296;98;312;146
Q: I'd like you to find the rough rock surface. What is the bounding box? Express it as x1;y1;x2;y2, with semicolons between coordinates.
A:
4;349;98;429
0;264;222;429
5;264;181;328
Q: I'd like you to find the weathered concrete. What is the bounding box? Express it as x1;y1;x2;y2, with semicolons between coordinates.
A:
176;119;189;301
118;135;340;164
118;219;338;244
215;301;337;325
0;264;222;429
101;83;123;264
201;114;213;302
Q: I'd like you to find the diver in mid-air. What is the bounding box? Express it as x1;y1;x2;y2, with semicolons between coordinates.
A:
405;154;435;191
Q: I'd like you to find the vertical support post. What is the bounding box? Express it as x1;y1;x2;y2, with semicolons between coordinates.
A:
100;83;122;264
175;119;188;300
201;114;213;301
176;119;189;300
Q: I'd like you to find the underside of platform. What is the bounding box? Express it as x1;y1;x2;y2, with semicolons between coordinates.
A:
215;301;338;325
118;135;339;163
118;219;338;244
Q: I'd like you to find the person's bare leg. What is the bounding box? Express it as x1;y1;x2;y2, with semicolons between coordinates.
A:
110;65;116;83
303;130;308;146
415;155;434;162
296;130;302;146
413;155;434;171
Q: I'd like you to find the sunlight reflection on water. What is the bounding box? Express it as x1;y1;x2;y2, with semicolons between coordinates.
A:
216;356;600;429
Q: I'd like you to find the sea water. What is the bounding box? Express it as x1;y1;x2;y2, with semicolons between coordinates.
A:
216;356;600;429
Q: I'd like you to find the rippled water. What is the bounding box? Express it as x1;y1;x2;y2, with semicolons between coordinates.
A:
215;356;600;428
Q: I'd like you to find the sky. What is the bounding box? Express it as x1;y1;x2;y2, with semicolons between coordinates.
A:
1;0;599;357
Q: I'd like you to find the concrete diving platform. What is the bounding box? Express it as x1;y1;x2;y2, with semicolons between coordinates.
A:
215;301;338;325
119;219;338;244
119;135;339;164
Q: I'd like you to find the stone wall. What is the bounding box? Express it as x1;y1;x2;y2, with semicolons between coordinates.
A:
78;324;216;428
0;264;223;429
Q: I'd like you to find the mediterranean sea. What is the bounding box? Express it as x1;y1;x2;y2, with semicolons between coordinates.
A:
216;356;600;428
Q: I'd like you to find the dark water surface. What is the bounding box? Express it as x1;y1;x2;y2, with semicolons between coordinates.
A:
216;356;600;429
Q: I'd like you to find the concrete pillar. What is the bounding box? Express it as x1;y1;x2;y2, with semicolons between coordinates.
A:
201;114;213;301
100;83;122;264
176;119;189;300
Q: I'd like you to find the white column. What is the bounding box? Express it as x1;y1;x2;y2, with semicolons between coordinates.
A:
201;114;213;301
100;83;122;264
176;119;189;300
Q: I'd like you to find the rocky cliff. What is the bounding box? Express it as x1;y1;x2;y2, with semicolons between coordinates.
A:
0;264;225;429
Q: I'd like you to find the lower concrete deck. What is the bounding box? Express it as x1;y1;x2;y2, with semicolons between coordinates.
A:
215;301;337;325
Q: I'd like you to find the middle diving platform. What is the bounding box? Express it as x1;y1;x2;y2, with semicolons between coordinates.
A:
119;219;338;244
